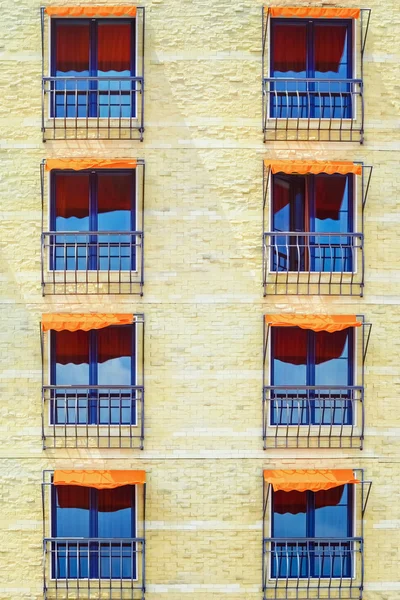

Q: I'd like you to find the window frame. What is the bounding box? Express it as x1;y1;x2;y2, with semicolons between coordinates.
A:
50;482;138;581
48;168;138;273
269;484;356;580
49;17;137;119
268;326;356;427
268;170;358;274
268;17;356;121
49;324;138;426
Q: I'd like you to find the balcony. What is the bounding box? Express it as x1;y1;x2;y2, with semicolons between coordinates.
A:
41;231;144;295
263;78;364;143
40;160;145;296
263;386;364;450
41;314;145;449
262;469;372;600
262;8;371;143
262;161;373;297
42;386;144;449
263;537;362;599
262;315;372;450
263;232;363;296
40;7;145;141
43;538;145;600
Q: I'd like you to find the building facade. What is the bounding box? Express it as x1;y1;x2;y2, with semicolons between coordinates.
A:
0;1;399;599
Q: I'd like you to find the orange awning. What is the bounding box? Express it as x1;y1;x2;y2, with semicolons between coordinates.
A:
54;470;146;489
45;6;137;17
265;314;362;333
264;469;359;492
42;314;134;332
45;159;137;171
264;160;362;176
267;7;360;19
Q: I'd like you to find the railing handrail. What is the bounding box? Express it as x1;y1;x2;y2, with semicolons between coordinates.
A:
42;230;143;236
43;384;143;391
44;536;144;543
264;77;363;84
264;385;363;391
264;536;363;543
264;231;363;238
43;75;144;82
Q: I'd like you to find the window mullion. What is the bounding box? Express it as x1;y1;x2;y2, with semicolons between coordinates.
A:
308;331;315;426
89;330;98;424
89;172;98;271
89;488;98;578
307;21;315;117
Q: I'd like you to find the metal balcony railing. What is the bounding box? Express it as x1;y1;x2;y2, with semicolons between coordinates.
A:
41;76;144;141
261;8;371;143
263;232;364;296
262;470;372;600
43;537;145;600
42;386;144;449
263;78;364;143
263;537;363;599
41;231;144;296
263;386;364;450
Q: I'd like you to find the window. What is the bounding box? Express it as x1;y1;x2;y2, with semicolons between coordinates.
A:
51;484;136;579
271;172;354;273
271;485;354;578
270;18;353;119
271;326;354;425
50;325;136;425
51;18;136;118
50;169;136;272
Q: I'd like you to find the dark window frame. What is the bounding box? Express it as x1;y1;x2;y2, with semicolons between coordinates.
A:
270;172;355;273
269;18;354;119
271;484;355;579
50;483;137;580
49;168;137;272
50;18;137;118
49;324;136;425
270;326;355;425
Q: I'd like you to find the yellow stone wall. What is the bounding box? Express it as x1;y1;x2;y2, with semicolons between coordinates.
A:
0;0;399;598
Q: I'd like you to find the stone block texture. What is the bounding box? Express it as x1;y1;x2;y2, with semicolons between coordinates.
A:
0;0;399;599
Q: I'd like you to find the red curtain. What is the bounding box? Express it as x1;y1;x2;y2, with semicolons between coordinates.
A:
55;327;133;364
98;23;131;72
315;25;347;73
272;176;290;214
315;485;345;509
97;173;133;214
272;24;307;72
273;490;307;515
55;174;90;220
97;326;133;363
98;486;133;512
273;327;308;366
56;485;133;512
315;175;347;220
57;485;90;510
56;23;90;72
55;330;89;365
273;328;349;365
273;486;345;514
316;330;348;363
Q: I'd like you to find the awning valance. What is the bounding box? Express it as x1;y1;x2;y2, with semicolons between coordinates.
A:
265;314;362;333
45;159;138;171
54;470;146;489
267;7;360;19
42;314;134;332
264;160;362;176
264;469;360;492
45;6;138;17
